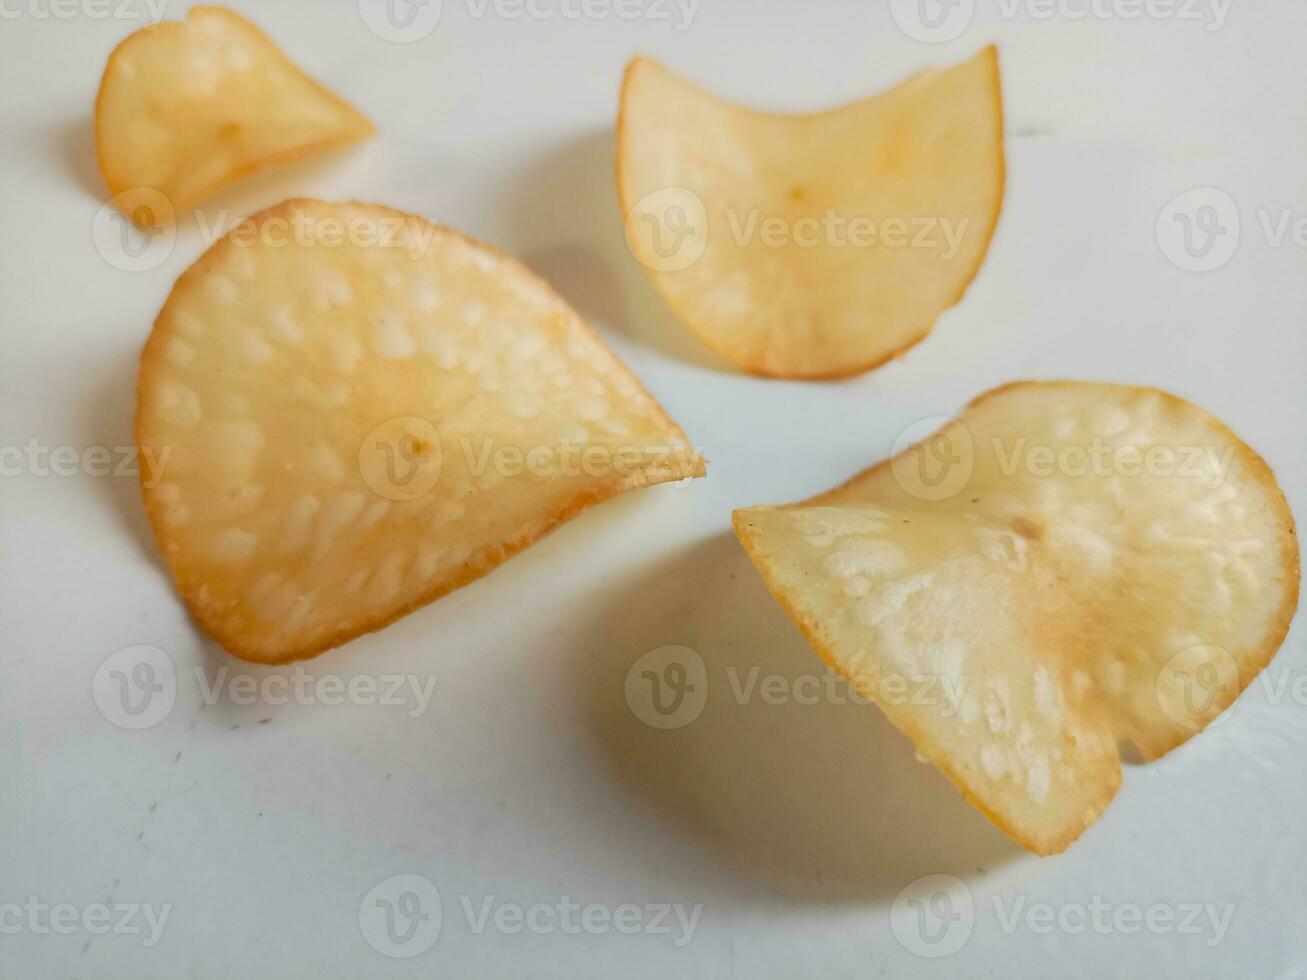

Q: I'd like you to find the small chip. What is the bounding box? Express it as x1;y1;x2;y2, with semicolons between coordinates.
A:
617;47;1004;378
734;381;1299;854
138;199;705;663
96;7;374;227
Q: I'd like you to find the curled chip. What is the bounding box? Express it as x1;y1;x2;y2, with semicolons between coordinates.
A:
137;199;705;664
617;47;1004;378
734;382;1298;854
96;7;373;227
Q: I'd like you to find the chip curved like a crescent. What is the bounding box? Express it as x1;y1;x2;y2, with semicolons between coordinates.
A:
137;199;705;664
733;381;1299;854
96;7;374;226
617;46;1004;379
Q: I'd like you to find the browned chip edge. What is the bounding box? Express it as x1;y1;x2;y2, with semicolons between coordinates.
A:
615;45;1006;380
732;380;1299;853
95;6;375;223
137;198;705;664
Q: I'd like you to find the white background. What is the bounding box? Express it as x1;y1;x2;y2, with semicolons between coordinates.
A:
1;0;1304;976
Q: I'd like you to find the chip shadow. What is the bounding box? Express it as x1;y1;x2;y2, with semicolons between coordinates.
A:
582;531;1022;903
496;128;735;374
78;338;162;570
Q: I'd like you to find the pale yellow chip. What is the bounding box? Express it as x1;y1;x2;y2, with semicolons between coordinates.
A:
734;382;1299;854
617;47;1004;379
96;7;374;227
138;199;705;664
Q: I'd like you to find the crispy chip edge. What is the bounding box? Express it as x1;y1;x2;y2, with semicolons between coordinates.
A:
95;6;375;223
136;197;706;665
731;380;1299;853
615;45;1006;380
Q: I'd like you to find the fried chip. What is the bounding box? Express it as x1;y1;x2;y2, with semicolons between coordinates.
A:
617;47;1004;378
734;382;1299;853
96;7;374;227
137;199;705;664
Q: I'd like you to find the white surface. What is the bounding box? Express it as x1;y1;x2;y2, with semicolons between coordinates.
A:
2;2;1305;977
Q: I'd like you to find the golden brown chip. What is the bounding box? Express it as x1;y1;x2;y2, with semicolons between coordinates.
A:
617;47;1004;378
96;7;373;227
734;381;1298;853
138;199;705;664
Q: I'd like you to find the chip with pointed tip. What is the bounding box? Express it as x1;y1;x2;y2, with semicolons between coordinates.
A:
617;46;1004;378
733;381;1298;854
96;7;374;227
137;199;705;664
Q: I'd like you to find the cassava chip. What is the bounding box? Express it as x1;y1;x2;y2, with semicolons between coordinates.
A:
617;47;1004;378
733;382;1298;854
137;199;705;664
96;7;373;227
